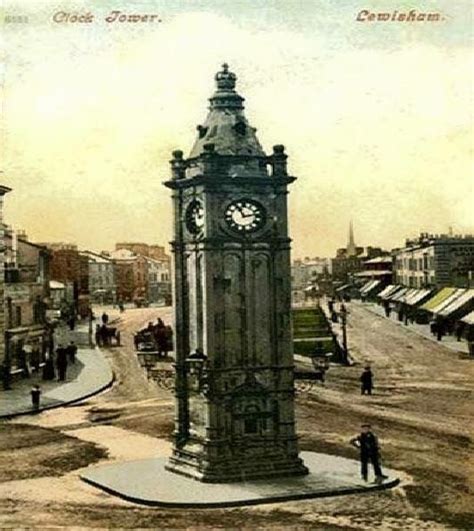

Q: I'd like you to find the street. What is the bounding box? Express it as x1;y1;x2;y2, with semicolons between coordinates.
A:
0;303;472;529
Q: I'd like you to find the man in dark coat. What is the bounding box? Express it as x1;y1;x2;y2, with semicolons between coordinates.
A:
101;312;109;325
350;424;388;483
67;341;77;364
360;365;373;395
56;345;68;381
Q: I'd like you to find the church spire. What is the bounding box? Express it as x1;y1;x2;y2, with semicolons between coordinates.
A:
347;220;357;256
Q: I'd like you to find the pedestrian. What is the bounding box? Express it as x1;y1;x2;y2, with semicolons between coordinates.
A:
31;384;42;411
68;314;76;331
67;341;77;364
383;301;391;318
455;322;464;342
101;312;109;325
56;345;68;381
95;324;102;347
436;319;445;342
350;424;388;483
42;355;55;380
164;325;173;354
360;365;373;395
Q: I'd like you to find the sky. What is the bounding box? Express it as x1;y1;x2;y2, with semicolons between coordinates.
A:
1;0;473;258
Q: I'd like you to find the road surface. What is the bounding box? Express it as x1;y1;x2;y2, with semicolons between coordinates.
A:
0;303;472;529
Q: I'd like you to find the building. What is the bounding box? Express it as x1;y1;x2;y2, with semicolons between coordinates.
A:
81;250;116;304
3;229;51;385
110;245;171;304
292;257;330;289
40;243;90;318
354;255;393;283
0;185;12;386
146;256;172;303
109;248;136;303
164;64;308;481
393;233;474;288
291;257;330;303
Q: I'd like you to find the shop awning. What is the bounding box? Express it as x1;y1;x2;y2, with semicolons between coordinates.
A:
438;289;474;317
461;310;474;325
404;288;433;306
397;288;419;303
431;289;466;315
355;270;392;278
388;287;410;302
360;280;381;295
419;287;457;312
335;284;351;292
378;285;402;299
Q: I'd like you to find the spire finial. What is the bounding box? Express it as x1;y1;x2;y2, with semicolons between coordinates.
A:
215;63;236;91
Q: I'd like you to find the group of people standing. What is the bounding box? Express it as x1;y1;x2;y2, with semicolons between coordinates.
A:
42;341;77;382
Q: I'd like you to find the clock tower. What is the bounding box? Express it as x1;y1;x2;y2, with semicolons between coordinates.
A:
164;64;308;482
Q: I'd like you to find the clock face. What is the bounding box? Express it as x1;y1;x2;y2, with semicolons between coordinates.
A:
185;200;204;234
225;199;266;233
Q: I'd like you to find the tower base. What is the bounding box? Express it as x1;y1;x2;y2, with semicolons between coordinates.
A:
165;446;309;483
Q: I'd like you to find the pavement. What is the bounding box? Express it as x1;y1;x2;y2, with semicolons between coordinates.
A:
0;326;114;419
81;451;400;508
360;301;470;354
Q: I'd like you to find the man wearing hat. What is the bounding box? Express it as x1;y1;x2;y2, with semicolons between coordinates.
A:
350;424;388;483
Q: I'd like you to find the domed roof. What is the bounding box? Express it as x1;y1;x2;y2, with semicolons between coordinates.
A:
189;64;266;159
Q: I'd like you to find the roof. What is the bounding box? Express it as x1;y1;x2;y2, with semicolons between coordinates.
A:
189;65;265;159
109;248;137;261
438;289;474;317
431;288;466;314
80;250;113;263
364;256;392;264
419;287;457;311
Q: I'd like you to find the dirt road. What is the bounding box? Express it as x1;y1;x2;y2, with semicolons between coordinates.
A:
0;304;472;529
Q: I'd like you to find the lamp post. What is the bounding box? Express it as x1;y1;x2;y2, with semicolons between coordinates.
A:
340;304;349;365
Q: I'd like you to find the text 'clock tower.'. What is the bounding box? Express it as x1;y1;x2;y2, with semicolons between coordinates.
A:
164;64;308;482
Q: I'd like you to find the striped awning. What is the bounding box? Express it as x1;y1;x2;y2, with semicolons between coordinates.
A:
419;287;457;312
388;287;410;302
360;280;381;295
404;288;433;306
432;289;466;314
437;289;474;317
378;285;402;299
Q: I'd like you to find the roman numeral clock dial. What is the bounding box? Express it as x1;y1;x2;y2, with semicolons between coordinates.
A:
225;199;266;233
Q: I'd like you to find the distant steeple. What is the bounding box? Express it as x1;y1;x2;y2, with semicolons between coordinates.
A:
347;220;357;256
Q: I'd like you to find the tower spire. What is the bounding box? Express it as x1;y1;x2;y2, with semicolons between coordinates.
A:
347;220;356;256
189;64;265;159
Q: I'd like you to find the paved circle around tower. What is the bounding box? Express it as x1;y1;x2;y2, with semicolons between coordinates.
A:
81;451;400;508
